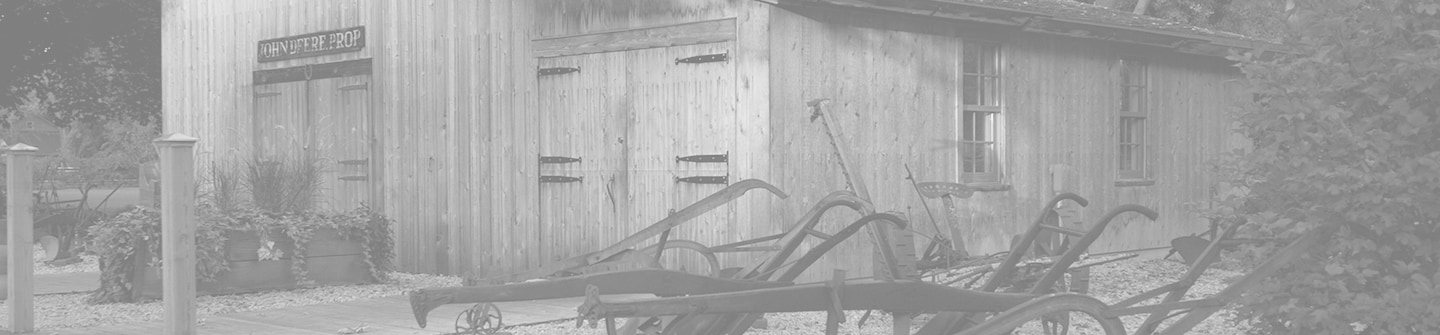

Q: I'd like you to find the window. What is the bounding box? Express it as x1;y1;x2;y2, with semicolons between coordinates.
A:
1118;58;1148;180
961;42;1001;182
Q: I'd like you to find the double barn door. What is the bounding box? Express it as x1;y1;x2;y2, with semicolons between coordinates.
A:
538;42;737;273
252;64;374;213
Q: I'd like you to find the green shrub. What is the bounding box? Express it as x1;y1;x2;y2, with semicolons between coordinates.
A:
86;202;395;304
1220;1;1440;333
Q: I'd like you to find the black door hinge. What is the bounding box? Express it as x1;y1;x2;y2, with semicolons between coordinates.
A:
675;52;729;64
675;175;728;184
676;153;728;163
540;156;582;164
538;67;580;76
541;175;583;183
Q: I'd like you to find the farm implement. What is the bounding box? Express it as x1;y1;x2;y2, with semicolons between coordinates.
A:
407;98;1331;334
407;177;1174;335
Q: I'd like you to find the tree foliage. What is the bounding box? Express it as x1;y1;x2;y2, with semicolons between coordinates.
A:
1220;0;1440;333
0;0;160;126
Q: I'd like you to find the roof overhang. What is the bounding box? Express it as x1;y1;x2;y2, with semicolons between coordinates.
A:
773;0;1293;59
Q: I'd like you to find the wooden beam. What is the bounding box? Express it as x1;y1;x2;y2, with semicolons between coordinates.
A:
6;143;39;333
156;133;200;335
578;279;1036;318
534;18;737;58
407;269;792;328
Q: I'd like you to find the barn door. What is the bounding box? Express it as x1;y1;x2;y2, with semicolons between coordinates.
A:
626;42;736;273
537;52;629;266
537;41;737;274
252;81;309;161
309;75;373;211
252;60;374;213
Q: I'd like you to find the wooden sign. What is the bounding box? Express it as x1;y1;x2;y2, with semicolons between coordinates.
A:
258;26;365;62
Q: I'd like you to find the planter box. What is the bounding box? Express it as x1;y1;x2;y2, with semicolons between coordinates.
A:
131;228;375;298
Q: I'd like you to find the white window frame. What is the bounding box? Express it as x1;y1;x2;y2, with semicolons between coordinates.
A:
1117;57;1150;181
958;40;1004;184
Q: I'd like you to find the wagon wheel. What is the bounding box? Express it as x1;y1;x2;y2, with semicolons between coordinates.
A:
455;303;505;334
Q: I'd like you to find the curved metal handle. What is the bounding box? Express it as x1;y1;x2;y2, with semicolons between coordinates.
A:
983;193;1091;292
1029;204;1160;294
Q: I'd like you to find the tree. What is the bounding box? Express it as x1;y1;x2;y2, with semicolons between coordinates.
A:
1;0;160;262
0;0;160;126
1221;0;1440;333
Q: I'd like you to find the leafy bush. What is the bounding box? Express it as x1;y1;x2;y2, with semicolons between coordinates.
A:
86;202;395;304
1219;1;1440;333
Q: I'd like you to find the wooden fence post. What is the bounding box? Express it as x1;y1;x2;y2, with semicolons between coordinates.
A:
155;133;199;335
7;143;39;333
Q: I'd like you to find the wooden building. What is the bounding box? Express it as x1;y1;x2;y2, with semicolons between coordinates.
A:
163;0;1272;280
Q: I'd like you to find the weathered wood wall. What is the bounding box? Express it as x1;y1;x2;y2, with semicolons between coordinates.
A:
165;0;1243;280
528;0;773;276
372;0;536;275
163;0;376;170
768;5;1243;282
163;0;536;275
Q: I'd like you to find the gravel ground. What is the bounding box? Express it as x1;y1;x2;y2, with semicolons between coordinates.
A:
502;257;1253;335
0;272;461;330
31;245;101;275
0;255;1252;334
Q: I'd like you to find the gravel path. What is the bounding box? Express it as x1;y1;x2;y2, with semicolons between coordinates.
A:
0;272;461;330
31;245;101;275
0;254;1255;333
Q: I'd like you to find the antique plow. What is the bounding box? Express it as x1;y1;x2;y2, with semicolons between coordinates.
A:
917;203;1159;334
567;201;1161;335
946;219;1343;335
410;180;916;334
464;178;788;286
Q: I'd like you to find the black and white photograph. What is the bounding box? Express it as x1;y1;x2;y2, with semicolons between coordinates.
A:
0;0;1436;334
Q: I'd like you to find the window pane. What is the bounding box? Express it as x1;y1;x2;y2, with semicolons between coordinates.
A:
983;77;999;106
1128;63;1146;84
963;47;978;74
963;75;978;105
1129;86;1145;114
981;45;997;75
963;143;980;173
974;112;987;141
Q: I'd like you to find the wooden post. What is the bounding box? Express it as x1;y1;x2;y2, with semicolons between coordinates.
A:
155;133;199;335
6;143;39;333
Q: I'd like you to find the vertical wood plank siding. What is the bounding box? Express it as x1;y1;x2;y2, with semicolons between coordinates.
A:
163;0;376;198
164;0;535;274
768;7;1241;282
377;0;537;275
531;0;749;275
167;0;1241;280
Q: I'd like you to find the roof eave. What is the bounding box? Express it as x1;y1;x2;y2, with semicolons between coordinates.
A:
777;0;1293;58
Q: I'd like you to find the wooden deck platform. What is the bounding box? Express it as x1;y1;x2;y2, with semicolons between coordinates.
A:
37;293;651;335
